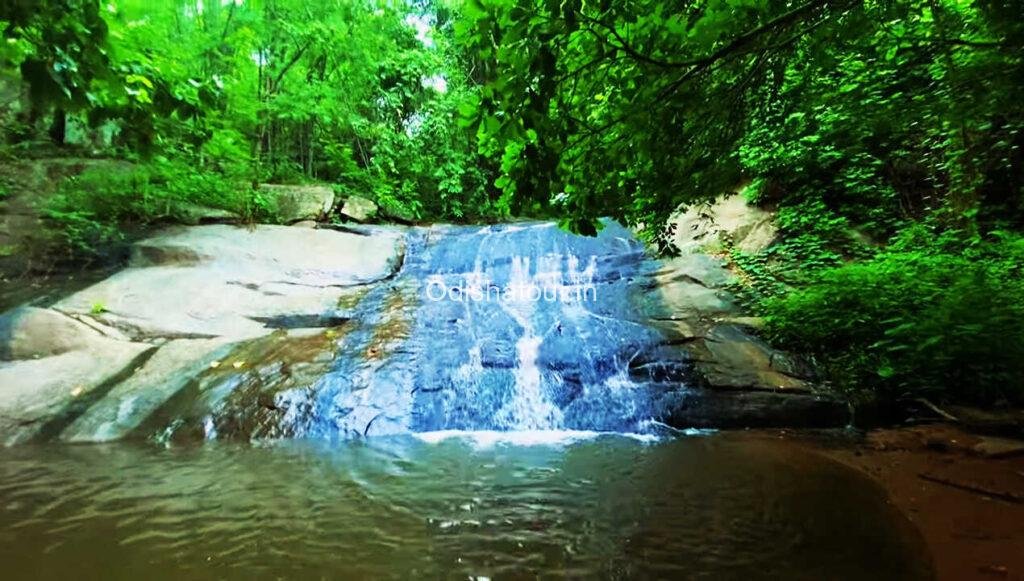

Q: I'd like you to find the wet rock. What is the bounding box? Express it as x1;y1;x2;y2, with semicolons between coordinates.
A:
259;184;336;223
670;193;778;254
60;338;237;443
660;389;847;429
684;324;813;391
55;225;405;339
0;307;154;445
211;329;345;440
341;195;378;223
250;313;350;329
130;329;347;443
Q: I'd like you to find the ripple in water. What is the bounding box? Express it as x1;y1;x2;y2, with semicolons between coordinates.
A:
0;435;931;580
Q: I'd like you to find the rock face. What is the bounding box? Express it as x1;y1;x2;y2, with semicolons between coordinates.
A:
340;195;378;223
636;245;842;427
0;225;405;444
259;184;336;223
670;193;778;254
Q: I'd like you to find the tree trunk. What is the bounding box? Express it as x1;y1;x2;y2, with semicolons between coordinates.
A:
48;108;66;145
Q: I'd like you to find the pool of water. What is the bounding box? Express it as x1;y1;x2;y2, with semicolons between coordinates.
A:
0;433;931;580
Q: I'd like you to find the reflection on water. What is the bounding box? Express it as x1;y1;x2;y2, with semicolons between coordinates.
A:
0;434;931;580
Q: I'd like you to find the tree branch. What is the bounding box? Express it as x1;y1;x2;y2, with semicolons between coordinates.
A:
271;39;313;92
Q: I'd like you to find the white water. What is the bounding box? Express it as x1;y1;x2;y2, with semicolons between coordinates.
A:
413;429;661;448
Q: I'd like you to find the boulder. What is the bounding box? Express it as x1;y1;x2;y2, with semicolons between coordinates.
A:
259;184;336;223
670;193;778;254
55;225;405;339
341;195;378;223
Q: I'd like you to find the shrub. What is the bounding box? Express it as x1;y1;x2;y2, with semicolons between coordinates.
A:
42;158;277;255
764;228;1024;405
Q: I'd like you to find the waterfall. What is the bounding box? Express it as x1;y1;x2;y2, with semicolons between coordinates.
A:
297;220;666;437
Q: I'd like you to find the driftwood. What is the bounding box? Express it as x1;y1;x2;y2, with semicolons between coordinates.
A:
914;398;959;422
918;472;1023;504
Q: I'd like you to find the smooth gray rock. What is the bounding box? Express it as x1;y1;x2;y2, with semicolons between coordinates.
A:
61;338;237;443
0;308;153;445
55;225;405;339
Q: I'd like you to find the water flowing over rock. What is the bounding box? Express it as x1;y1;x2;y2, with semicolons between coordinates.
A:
0;221;843;445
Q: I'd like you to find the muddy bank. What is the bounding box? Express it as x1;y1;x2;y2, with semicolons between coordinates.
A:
745;426;1024;581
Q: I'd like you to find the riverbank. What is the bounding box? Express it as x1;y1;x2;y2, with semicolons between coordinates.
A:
742;426;1024;581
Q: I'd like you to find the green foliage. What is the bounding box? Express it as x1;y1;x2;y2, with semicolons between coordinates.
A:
1;0;111;117
43;159;276;255
3;0;501;228
764;228;1024;405
455;0;1024;247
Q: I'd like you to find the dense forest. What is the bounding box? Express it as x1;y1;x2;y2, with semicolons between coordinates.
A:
2;0;1023;408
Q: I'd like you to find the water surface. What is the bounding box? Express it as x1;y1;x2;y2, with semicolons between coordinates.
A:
0;434;931;580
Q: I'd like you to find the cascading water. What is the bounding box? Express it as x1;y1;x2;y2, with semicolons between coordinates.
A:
291;220;671;439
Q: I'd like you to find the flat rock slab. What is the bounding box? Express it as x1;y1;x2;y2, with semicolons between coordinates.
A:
56;225;405;339
0;308;154;445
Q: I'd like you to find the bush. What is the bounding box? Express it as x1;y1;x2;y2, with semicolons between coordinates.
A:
764;228;1024;405
42;158;277;255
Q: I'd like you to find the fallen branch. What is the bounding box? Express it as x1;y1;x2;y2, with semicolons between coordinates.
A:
918;473;1023;504
915;398;959;422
